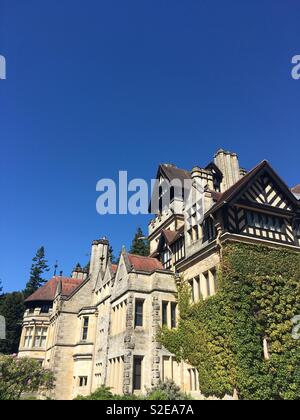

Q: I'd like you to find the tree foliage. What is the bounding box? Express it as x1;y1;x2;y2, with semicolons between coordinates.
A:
159;243;300;400
24;247;50;298
0;355;54;400
0;292;25;354
130;227;150;257
109;246;118;264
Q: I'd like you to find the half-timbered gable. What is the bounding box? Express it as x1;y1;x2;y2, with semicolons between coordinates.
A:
240;173;293;211
218;161;299;246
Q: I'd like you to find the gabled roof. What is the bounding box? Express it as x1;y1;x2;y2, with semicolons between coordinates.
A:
155;227;184;256
159;164;192;184
214;161;267;206
161;226;184;245
149;164;192;213
207;160;299;215
127;254;164;272
25;276;84;303
162;229;178;244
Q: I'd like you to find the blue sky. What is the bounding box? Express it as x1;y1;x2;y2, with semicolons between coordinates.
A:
0;0;299;292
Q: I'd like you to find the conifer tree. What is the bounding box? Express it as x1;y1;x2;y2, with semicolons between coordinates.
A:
23;247;50;298
108;246;118;264
130;228;150;257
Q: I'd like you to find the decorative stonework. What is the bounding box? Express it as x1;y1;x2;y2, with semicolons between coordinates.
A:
123;293;135;394
151;295;162;387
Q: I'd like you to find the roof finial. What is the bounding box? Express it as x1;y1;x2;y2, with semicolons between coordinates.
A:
54;260;58;276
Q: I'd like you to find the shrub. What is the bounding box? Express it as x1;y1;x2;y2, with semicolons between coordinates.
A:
75;385;114;400
146;379;192;400
0;355;54;400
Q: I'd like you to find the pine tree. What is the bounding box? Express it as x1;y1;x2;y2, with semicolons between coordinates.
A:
108;246;118;264
130;228;150;257
23;247;50;298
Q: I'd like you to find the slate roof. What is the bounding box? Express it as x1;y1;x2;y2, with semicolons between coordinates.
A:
161;226;185;246
127;254;164;272
160;164;192;183
25;276;84;303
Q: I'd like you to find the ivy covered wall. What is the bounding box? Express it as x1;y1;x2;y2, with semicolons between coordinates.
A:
159;243;300;400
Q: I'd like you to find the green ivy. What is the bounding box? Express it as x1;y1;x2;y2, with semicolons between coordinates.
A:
159;243;300;400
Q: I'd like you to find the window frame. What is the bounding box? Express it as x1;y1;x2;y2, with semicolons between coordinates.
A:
135;299;144;328
162;301;168;326
33;327;47;349
133;356;143;391
171;302;177;329
79;376;88;387
81;316;89;341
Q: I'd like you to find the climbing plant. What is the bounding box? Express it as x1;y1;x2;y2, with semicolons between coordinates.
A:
159;243;300;400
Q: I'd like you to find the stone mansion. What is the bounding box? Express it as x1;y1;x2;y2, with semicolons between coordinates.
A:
18;150;300;400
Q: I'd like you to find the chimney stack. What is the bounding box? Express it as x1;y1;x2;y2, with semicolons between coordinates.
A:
72;264;88;281
191;166;214;190
214;150;241;192
89;237;109;279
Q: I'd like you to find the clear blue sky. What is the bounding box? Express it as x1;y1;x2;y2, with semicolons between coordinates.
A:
0;0;299;292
